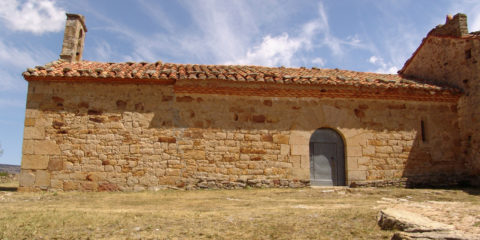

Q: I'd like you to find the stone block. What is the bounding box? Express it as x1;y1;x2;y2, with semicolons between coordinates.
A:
22;155;49;170
292;167;309;179
289;131;309;145
245;134;260;141
358;157;370;165
105;165;114;172
300;155;310;168
80;182;98;191
261;134;273;142
98;183;119;191
35;170;51;188
63;181;78;191
368;139;384;146
347;157;358;170
50;179;63;189
392;145;403;153
166;169;180;176
291;155;301;168
120;145;129;154
291;145;308;155
33;140;60;155
19;170;35;187
240;148;266;154
273;134;289;144
347;134;367;147
348;170;367;181
158;176;178;185
362;146;375;156
23;127;45;140
22;140;34;154
215;132;227;139
130;145;140;154
280;144;290;155
158;136;176;143
184;150;205;160
376;146;393;154
341;128;363;138
347;146;362;157
24;118;36;127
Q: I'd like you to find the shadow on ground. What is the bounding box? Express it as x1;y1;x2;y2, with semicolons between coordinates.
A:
0;187;17;192
461;187;480;196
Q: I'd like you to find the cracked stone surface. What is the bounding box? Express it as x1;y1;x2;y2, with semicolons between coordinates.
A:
378;208;454;232
378;200;480;240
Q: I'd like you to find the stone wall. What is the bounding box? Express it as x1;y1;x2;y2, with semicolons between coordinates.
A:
0;173;18;184
401;35;480;185
20;81;463;191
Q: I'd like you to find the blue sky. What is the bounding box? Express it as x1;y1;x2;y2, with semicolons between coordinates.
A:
0;0;479;165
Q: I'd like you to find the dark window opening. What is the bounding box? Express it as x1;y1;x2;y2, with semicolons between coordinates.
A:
463;79;470;89
421;120;427;142
465;49;472;59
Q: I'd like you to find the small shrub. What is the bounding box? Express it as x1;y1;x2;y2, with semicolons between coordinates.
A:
0;172;8;177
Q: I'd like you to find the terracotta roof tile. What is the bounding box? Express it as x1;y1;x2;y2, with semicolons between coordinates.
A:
22;60;461;97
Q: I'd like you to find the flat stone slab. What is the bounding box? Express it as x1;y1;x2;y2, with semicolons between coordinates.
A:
378;208;454;232
392;231;475;240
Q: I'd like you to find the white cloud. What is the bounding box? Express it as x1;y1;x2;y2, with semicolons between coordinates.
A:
0;0;65;34
312;57;325;66
226;2;366;66
179;0;260;63
368;56;379;64
229;33;303;66
94;40;113;62
225;15;320;66
0;39;43;67
368;55;398;74
472;17;480;32
358;2;429;76
75;1;366;67
0;39;54;91
80;0;262;63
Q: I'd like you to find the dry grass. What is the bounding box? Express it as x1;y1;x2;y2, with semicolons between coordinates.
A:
0;183;478;240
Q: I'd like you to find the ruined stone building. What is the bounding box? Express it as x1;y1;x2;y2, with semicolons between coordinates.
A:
19;13;479;191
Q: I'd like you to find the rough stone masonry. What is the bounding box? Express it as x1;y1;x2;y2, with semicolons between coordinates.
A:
18;13;479;191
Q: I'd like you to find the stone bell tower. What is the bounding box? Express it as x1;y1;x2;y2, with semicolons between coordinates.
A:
400;13;480;185
59;13;87;62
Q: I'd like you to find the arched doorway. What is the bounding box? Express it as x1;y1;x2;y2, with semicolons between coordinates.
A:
309;128;346;186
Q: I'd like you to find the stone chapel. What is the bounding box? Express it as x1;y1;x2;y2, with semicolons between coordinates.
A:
18;13;480;191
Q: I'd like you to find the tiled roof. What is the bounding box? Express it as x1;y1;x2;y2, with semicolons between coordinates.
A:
23;60;460;93
22;60;462;102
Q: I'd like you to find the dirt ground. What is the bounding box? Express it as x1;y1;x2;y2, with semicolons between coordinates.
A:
0;181;479;240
